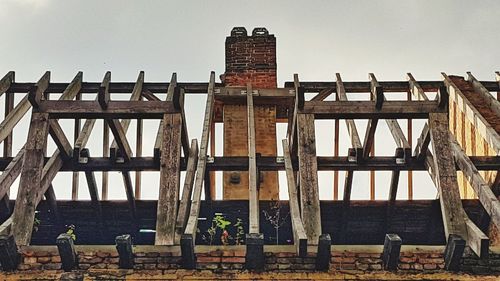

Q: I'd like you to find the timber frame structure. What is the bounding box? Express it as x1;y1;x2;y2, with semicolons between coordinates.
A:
0;28;499;272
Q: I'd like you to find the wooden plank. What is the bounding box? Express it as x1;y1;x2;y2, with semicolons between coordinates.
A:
11;112;50;245
175;139;199;244
407;73;430;101
48;119;72;160
27;71;50;108
443;72;500;154
0;71;14;96
451;137;500;230
155;114;182;245
116;234;134;269
297;113;322;243
310;88;333;101
282;139;307;256
287;74;301;155
98;71;111;109
183;72;215;238
247;83;259;234
0;146;24;200
3;89;14;158
465;217;489;259
407;90;413;200
413;123;430;160
468;72;500;117
428;113;468;242
382;234;402;270
0;96;31;144
110;71;144;158
135;116;143;199
72;93;81;200
336;74;363;161
154;73;177;160
121;172;137;223
302;100;444;119
107;119;133;162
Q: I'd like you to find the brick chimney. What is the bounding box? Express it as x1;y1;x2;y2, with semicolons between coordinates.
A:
222;27;279;200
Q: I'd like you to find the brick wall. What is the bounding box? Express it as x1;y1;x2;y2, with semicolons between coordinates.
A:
222;27;279;200
2;245;500;279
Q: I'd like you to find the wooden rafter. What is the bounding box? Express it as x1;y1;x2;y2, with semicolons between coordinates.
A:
154;73;177;159
467;72;500;117
0;71;15;96
407;73;430;101
27;71;50;108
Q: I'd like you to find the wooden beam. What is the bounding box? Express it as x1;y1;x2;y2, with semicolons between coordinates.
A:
336;74;363;161
155;114;182;245
116;234;134;269
107;119;133;162
428;113;468;243
175;139;199;244
310;88;333;101
103;122;109;200
388;148;403;202
0;147;24;201
467;72;500;117
413;123;431;160
48;119;72;160
44;184;60;223
297;113;322;244
443;72;500;154
407;73;430;101
287;74;301;155
121;172;137;224
27;71;50;108
303;100;444;119
182;72;215;264
245;233;264;270
98;71;111;109
81;149;104;228
56;233;78;271
135;116;143;199
282;139;307;257
0;71;14;96
451;137;500;231
465;217;489;259
247;83;259;234
370;74;411;160
382;234;402;270
154;73;177;160
72;93;81;200
315;234;331;271
11;112;49;245
0;96;31;144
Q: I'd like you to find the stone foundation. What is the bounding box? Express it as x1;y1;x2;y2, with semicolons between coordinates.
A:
1;245;499;280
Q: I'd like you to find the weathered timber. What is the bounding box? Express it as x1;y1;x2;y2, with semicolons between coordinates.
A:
310;87;333;101
428;113;468;244
27;71;50;108
282;139;307;256
72;93;81;200
102;121;109;200
245;233;264;270
465;217;489;259
382;234;402;270
301;100;444;119
336;74;363;161
107;119;133;162
468;72;500;117
81;149;104;228
180;234;196;269
0;96;31;144
175;139;199;244
135;113;143;199
56;233;78;271
48;119;72;160
437;85;449;109
154;73;177;160
443;234;465;271
413;123;430;160
0;233;20;271
98;71;111;109
451;137;500;232
0;147;24;201
11;112;50;245
407;73;430;101
443;72;500;153
44;184;60;223
297;113;321;244
182;72;215;259
116;234;134;269
121;172;138;224
155;114;182;245
287;74;300;155
247;83;260;234
315;234;331;271
0;71;14;96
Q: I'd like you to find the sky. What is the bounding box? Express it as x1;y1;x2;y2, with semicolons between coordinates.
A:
0;0;499;201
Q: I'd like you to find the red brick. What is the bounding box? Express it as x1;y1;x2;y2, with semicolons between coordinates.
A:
197;256;221;263
96;251;110;258
37;257;51;264
24;257;38;264
400;256;417;263
221;257;245;263
423;263;438;270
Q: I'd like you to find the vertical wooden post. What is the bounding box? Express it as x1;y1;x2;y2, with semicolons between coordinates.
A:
315;234;331;271
210;121;216;199
56;233;78;272
116;234;134;269
382;234;402;270
333;92;339;200
11;112;49;245
102;121;109;200
297;113;322;244
247;83;259;234
444;234;465;271
155;113;182;245
135;116;143;199
407;91;413;200
72;93;81;200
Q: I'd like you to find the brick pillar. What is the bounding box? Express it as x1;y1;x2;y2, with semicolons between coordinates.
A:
222;27;279;200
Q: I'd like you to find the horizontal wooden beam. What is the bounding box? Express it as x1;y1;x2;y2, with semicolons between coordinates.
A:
300;100;445;119
0;71;15;96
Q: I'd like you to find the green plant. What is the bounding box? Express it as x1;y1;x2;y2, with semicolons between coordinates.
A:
33;217;41;233
262;200;289;245
234;218;245;245
66;224;76;241
202;214;232;245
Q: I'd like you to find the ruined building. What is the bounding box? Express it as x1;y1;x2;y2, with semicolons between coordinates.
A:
0;27;499;280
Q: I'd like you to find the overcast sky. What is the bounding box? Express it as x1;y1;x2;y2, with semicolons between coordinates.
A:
1;0;499;201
